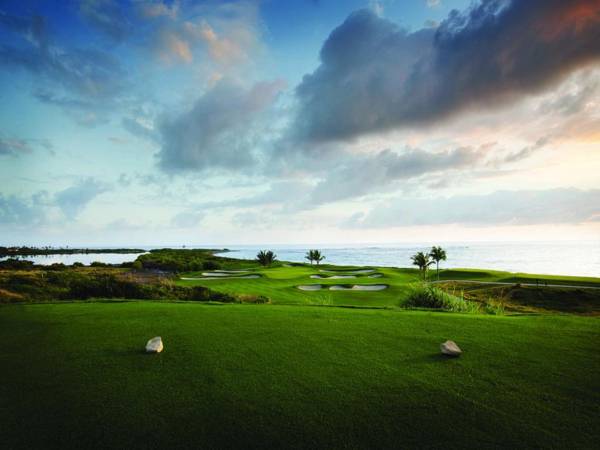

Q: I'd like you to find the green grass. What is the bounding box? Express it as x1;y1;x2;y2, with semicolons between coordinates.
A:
175;265;600;312
0;302;598;449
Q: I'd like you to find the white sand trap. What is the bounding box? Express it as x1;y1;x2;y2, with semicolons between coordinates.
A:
181;275;260;280
201;272;232;277
328;285;351;290
319;269;375;275
368;274;383;278
351;284;387;291
297;284;323;291
310;274;356;279
329;284;388;291
214;270;251;274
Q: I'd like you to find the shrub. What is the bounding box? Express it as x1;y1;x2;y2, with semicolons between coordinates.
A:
72;262;84;267
0;259;34;270
402;283;480;313
236;294;271;304
202;260;221;270
90;261;108;267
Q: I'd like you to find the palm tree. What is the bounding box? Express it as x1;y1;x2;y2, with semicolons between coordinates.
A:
429;246;447;281
305;249;326;265
256;250;277;267
305;250;313;264
411;251;434;280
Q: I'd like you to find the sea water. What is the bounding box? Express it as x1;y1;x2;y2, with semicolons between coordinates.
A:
216;241;600;277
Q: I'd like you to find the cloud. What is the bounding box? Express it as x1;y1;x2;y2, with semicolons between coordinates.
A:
0;138;33;156
0;191;48;226
345;188;600;228
152;1;262;69
193;21;248;66
157;78;285;172
0;10;128;125
292;1;600;142
171;209;204;227
309;146;485;204
54;178;110;219
138;1;179;20
156;29;193;63
0;137;53;157
79;0;129;41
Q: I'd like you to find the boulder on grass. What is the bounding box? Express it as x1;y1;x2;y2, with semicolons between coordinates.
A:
440;340;461;357
146;336;163;353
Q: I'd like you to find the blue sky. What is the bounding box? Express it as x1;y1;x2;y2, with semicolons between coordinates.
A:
1;0;599;246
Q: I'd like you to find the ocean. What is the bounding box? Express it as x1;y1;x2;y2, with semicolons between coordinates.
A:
3;241;598;277
216;241;600;277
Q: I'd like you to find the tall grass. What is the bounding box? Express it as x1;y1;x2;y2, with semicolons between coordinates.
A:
401;283;481;313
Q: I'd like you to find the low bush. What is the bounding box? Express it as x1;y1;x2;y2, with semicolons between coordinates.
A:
236;294;271;304
0;259;34;270
202;260;221;270
402;283;481;313
0;268;238;304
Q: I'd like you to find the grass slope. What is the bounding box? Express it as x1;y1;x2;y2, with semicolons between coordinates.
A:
176;265;600;312
1;302;599;449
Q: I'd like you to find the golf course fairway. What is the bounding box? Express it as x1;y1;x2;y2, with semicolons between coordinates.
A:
1;302;598;449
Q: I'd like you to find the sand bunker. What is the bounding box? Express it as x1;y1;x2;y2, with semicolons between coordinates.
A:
368;274;383;278
319;269;375;275
181;275;260;280
214;269;252;274
297;284;388;291
310;274;356;279
297;284;323;291
351;284;387;291
330;284;388;291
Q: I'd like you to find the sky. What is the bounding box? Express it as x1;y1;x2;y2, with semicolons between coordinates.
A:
0;0;599;246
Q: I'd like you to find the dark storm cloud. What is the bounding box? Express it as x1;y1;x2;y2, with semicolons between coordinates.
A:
157;79;285;172
345;188;600;228
293;1;600;142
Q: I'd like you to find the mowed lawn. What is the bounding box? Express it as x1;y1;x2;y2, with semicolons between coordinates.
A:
1;302;599;449
176;265;600;309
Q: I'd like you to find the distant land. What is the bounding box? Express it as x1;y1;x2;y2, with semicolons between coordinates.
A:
0;246;146;257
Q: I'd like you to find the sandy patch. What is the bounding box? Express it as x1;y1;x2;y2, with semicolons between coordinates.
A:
310;274;356;279
181;275;260;280
214;270;252;274
329;284;388;291
297;284;323;291
351;284;387;291
319;269;375;275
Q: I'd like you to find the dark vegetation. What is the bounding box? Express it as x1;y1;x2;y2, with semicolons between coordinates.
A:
305;249;326;265
256;250;277;266
0;268;236;303
439;281;600;315
0;246;145;256
136;248;254;272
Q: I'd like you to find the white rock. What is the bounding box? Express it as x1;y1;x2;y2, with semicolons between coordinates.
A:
146;336;163;353
440;340;462;356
